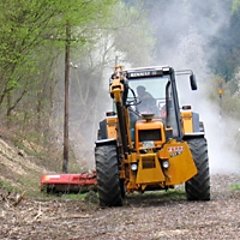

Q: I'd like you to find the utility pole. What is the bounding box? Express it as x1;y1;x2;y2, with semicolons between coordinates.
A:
115;55;119;65
218;81;224;117
62;22;71;173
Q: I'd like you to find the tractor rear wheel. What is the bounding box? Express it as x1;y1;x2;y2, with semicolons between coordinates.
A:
95;144;123;206
185;137;210;201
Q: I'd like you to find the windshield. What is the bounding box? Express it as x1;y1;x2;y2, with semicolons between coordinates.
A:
127;76;169;116
127;75;180;137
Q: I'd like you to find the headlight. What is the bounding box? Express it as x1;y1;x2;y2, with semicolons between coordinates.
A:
142;141;155;149
162;160;169;169
131;163;138;171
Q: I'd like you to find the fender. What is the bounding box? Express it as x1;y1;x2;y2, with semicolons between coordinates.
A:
95;138;116;147
183;132;205;139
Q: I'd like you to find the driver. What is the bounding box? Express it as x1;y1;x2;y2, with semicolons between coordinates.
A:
136;85;159;115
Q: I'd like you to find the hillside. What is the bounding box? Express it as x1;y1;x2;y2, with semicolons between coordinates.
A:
0;135;46;195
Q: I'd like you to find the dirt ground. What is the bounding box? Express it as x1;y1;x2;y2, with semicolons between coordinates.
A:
1;174;240;240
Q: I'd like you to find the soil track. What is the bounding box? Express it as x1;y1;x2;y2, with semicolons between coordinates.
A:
1;174;240;240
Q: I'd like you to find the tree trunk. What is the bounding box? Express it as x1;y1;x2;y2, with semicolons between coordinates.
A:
62;22;71;173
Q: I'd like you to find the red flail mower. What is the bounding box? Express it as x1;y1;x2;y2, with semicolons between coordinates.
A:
40;171;97;193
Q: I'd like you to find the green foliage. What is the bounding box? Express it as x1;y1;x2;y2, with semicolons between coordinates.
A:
208;75;240;118
210;1;240;83
232;0;240;12
230;183;240;191
109;1;155;66
69;0;155;66
206;1;240;121
0;0;120;148
0;0;155;180
0;0;116;102
57;0;155;167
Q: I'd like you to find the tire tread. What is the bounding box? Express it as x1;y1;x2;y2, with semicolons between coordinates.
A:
185;138;210;201
95;145;123;206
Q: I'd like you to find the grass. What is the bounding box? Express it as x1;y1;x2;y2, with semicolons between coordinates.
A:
0;168;96;201
126;187;187;203
0;174;42;197
38;188;186;204
37;191;99;204
17;174;42;197
230;183;240;191
60;193;88;201
0;176;187;205
0;125;89;201
0;179;19;193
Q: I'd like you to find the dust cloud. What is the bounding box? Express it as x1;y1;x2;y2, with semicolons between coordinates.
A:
52;57;112;170
146;0;240;173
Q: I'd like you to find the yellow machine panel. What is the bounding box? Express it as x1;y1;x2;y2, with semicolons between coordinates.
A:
136;153;165;184
124;140;197;192
135;119;166;150
159;141;198;185
181;111;193;134
106;117;118;139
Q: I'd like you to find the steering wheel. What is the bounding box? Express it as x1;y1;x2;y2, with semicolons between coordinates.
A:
126;97;140;107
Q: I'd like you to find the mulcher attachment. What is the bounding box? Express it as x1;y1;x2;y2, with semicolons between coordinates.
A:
40;171;97;194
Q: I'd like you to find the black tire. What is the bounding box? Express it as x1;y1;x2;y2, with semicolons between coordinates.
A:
95;145;123;206
185;138;210;201
120;179;126;198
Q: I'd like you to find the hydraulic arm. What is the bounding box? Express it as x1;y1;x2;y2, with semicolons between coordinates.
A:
109;65;129;156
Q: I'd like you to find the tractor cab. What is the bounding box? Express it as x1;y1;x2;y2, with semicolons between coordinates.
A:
125;66;182;140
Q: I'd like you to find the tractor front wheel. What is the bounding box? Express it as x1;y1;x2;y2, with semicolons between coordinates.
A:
95;144;123;206
185;137;210;201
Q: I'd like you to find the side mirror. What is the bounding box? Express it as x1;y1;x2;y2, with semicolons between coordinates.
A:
190;74;197;90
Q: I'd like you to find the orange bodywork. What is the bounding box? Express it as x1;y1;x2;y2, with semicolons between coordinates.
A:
105;117;118;139
181;111;194;134
122;139;197;192
135;119;166;151
103;116;198;193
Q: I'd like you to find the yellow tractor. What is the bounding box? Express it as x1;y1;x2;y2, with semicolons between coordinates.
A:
95;65;210;206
